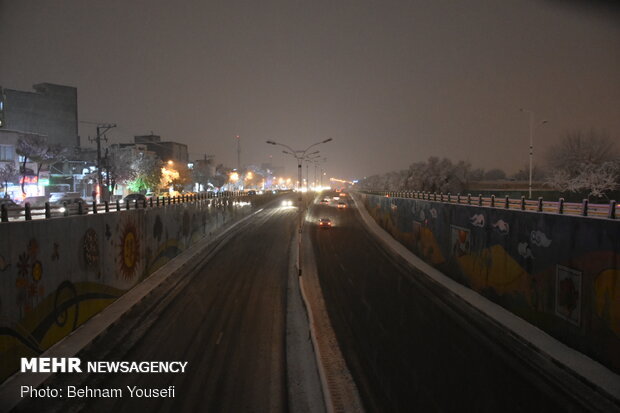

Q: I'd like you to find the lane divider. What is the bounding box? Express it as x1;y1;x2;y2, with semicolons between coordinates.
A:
297;199;365;413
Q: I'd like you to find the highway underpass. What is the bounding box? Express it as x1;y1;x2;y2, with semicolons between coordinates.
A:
10;192;618;413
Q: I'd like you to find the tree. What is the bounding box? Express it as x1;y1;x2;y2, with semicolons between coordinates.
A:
131;153;162;193
511;164;546;181
34;144;67;181
546;129;616;170
545;130;619;198
361;156;472;193
0;163;18;197
16;134;47;195
107;147;137;189
483;168;506;181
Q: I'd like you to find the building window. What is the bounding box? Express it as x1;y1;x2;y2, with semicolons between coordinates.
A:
0;145;14;161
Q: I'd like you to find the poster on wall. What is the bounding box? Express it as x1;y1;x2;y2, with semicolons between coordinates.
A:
555;265;582;326
451;225;470;257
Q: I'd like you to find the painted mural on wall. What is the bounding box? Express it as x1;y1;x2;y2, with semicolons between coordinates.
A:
361;193;620;374
0;197;257;382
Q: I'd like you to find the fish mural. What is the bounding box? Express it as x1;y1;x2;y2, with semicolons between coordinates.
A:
530;230;552;247
492;219;510;235
470;214;485;228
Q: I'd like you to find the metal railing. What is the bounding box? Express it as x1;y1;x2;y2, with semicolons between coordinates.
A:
0;191;258;223
363;190;618;220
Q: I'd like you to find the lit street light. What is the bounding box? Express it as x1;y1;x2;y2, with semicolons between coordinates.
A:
519;108;548;199
266;137;332;276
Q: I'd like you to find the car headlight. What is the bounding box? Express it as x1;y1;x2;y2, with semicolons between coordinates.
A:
59;207;66;213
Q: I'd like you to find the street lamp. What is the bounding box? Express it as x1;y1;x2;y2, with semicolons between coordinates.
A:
266;137;333;276
266;137;332;194
519;108;548;199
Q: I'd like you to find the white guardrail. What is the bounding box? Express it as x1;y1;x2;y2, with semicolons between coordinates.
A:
364;190;618;220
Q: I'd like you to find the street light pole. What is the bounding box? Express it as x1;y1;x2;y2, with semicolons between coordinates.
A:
520;109;547;199
266;138;333;275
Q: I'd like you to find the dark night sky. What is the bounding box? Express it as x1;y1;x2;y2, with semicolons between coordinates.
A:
1;0;619;180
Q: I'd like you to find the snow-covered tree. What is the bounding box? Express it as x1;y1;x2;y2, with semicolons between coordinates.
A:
16;134;47;194
545;130;619;198
0;163;19;197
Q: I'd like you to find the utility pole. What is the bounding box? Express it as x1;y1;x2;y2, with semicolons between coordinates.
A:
89;123;116;202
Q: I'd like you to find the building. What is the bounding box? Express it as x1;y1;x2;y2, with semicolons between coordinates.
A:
133;134;188;164
0;83;79;148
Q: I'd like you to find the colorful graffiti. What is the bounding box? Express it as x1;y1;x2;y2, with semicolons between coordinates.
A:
361;193;620;373
118;221;140;280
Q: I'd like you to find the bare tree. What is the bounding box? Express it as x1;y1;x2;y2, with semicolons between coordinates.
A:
0;163;19;197
546;130;617;169
16;134;47;195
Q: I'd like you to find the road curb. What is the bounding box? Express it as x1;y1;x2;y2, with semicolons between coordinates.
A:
351;192;620;408
0;207;264;413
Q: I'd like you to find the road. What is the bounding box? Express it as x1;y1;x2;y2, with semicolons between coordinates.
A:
308;192;573;412
15;199;298;413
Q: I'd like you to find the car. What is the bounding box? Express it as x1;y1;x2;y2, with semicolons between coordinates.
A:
21;196;48;208
337;201;347;209
0;198;21;219
50;196;89;214
49;192;82;203
123;193;147;204
0;198;18;207
320;198;329;205
247;190;257;195
332;196;340;200
339;193;347;197
281;199;293;207
319;217;332;228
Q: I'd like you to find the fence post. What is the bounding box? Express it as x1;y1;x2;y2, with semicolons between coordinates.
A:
478;194;482;206
537;197;543;212
92;201;97;214
457;193;461;203
447;192;451;203
609;200;617;219
116;200;121;211
440;192;444;202
490;195;495;208
125;200;130;210
149;198;153;207
142;199;147;208
558;198;564;214
467;194;472;205
105;201;109;213
63;202;69;217
1;204;7;222
520;196;526;210
25;202;32;220
135;200;139;209
78;201;84;215
45;202;51;219
505;195;510;209
581;199;589;216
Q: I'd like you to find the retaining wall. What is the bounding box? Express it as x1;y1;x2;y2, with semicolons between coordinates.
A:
360;193;620;373
0;196;271;382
